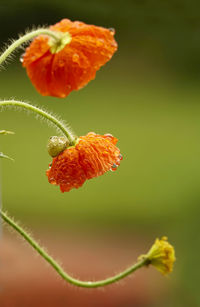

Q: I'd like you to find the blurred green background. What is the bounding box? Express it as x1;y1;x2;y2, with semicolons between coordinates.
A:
1;0;200;306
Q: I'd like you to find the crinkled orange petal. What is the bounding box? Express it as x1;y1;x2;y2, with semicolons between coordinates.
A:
46;132;122;192
23;19;117;98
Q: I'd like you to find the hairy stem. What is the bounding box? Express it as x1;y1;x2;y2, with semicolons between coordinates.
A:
0;100;76;144
0;29;61;67
0;210;148;288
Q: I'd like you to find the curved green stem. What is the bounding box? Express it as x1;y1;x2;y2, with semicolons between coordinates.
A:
0;210;148;288
0;100;76;145
0;29;61;67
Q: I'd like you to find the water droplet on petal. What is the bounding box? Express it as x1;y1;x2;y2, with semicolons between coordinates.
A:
109;28;115;34
72;53;79;62
111;163;118;171
104;133;113;138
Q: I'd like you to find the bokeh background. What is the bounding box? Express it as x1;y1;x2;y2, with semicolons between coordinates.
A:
1;0;200;306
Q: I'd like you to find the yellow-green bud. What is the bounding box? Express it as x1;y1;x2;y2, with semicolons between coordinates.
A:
138;236;176;275
47;136;69;157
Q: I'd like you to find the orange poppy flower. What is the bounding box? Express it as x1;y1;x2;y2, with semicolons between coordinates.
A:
46;132;122;192
22;19;118;98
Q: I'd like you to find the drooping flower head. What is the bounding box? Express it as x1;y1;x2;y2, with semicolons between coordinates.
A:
46;132;122;192
139;236;176;275
22;19;118;98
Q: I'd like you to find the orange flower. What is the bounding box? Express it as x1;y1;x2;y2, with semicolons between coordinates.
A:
46;132;122;192
22;19;118;98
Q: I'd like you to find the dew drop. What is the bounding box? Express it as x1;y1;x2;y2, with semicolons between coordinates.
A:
104;133;113;138
111;163;118;171
109;27;115;34
87;281;92;285
119;154;123;160
19;53;25;63
72;53;79;62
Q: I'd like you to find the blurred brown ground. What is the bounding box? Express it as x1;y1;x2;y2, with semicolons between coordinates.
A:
0;228;168;307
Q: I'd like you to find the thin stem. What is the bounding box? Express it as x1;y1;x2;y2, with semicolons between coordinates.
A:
0;210;148;288
0;100;76;145
0;29;61;67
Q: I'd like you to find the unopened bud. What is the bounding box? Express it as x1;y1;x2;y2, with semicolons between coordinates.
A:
47;136;69;157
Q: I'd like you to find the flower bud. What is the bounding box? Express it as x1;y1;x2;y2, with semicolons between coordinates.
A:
138;236;176;275
47;136;69;157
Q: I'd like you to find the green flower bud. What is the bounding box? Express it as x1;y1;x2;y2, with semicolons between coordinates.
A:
47;136;69;157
